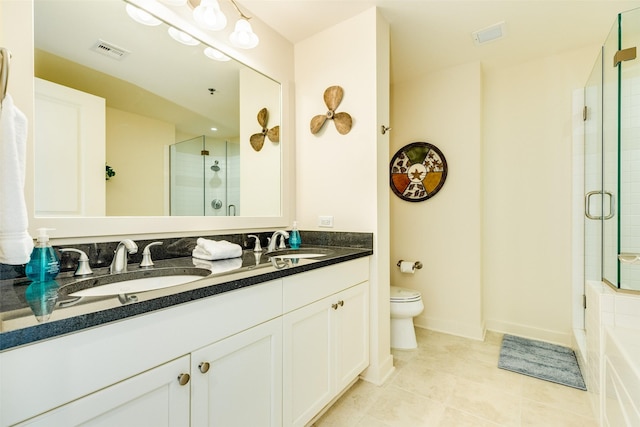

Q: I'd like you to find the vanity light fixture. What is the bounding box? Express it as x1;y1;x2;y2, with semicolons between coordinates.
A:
168;27;200;46
229;17;259;49
204;46;231;61
187;0;258;49
159;0;188;6
192;0;227;31
125;4;162;26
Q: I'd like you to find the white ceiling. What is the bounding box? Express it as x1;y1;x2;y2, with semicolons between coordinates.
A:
242;0;640;84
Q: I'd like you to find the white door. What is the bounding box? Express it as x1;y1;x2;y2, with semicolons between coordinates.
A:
283;297;333;427
191;317;283;427
34;78;105;216
17;356;191;427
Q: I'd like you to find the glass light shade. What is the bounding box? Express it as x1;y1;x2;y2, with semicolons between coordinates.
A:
204;47;231;61
159;0;188;5
193;0;227;31
229;19;259;49
168;27;200;46
125;4;162;26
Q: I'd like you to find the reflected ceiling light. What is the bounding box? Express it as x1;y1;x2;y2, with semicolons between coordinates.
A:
125;4;162;26
192;0;227;31
229;18;259;49
168;27;200;45
204;47;231;61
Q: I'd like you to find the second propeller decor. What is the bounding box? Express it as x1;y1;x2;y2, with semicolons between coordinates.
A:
250;107;279;152
310;86;353;135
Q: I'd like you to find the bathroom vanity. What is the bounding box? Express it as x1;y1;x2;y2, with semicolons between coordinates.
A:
0;243;371;427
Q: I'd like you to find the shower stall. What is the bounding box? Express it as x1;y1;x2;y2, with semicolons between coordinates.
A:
169;136;240;216
584;7;640;294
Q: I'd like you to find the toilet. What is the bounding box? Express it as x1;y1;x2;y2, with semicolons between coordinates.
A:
390;286;424;349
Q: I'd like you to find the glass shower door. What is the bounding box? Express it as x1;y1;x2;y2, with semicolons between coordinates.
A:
170;136;206;216
618;8;640;291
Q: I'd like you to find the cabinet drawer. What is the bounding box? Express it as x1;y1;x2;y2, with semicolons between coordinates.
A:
283;258;369;313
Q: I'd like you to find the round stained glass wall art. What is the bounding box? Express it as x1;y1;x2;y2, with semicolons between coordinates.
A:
389;142;448;202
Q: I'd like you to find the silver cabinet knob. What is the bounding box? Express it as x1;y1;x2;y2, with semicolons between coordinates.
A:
199;362;210;374
177;373;190;386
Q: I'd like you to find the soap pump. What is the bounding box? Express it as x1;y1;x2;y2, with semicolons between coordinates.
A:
25;228;60;282
289;221;301;249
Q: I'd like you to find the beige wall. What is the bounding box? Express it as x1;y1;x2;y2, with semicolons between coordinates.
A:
391;45;599;345
294;8;393;384
391;62;484;340
106;108;174;216
482;45;600;345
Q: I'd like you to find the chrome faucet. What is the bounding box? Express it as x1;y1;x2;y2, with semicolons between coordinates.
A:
267;230;289;252
110;239;138;274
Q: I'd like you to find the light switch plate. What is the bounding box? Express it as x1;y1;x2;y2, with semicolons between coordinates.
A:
318;215;334;228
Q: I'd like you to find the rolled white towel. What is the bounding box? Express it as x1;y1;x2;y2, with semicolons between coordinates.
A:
192;238;242;261
192;257;243;275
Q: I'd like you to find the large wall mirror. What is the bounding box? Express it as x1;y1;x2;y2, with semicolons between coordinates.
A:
30;0;287;240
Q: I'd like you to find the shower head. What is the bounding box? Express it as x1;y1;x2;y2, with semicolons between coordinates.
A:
211;160;220;172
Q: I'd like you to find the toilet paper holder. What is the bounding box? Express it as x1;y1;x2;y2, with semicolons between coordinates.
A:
397;260;423;270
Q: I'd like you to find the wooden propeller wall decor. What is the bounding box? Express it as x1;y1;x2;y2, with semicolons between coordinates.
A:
310;85;353;135
250;107;280;152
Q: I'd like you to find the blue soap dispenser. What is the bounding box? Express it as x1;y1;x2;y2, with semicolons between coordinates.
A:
289;221;301;249
25;228;60;282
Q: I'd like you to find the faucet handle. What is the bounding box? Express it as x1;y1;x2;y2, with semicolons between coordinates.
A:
278;235;287;249
60;248;93;276
140;241;163;267
248;235;262;252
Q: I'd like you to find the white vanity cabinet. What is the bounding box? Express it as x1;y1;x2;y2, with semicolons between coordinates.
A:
282;258;370;427
190;317;283;427
16;355;192;427
1;280;283;427
1;257;371;427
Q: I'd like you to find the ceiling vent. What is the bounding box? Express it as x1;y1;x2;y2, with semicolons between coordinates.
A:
91;39;130;60
472;21;506;45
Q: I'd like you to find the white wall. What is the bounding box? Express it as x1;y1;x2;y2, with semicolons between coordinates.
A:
391;62;484;340
483;45;600;345
294;8;393;384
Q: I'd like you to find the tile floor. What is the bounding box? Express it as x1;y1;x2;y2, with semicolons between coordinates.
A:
313;328;598;427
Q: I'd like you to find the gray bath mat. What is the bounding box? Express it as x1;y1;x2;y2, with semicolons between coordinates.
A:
498;334;586;390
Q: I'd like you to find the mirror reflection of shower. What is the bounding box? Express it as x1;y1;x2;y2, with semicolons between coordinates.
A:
169;136;240;216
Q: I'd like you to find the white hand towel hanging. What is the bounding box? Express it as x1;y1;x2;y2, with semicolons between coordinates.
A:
0;94;33;264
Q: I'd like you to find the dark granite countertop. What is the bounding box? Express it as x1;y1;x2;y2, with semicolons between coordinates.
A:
0;243;372;351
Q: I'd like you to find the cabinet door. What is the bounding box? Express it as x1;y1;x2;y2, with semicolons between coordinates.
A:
283;297;333;427
191;317;283;427
334;282;369;391
18;356;190;427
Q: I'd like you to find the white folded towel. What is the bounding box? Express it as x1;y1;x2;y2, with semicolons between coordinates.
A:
192;257;243;275
192;238;242;261
0;94;34;264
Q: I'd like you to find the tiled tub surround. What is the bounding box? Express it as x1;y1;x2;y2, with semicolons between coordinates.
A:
0;231;373;350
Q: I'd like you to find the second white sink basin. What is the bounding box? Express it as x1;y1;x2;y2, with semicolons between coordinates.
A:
69;274;204;297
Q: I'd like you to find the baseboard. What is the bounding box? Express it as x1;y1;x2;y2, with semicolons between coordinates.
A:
485;319;571;346
361;352;395;386
413;316;485;341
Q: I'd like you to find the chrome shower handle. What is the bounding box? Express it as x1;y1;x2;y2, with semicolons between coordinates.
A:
585;190;615;220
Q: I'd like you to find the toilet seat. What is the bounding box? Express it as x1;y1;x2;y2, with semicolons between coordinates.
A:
390;286;422;302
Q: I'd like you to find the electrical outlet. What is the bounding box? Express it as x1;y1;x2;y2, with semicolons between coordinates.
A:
318;215;334;228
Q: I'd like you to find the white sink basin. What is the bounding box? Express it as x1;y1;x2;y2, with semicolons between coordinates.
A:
69;274;203;297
